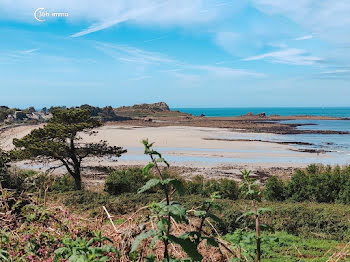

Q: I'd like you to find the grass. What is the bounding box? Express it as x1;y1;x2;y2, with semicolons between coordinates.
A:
267;232;346;261
48;190;350;241
224;231;348;261
260;232;347;261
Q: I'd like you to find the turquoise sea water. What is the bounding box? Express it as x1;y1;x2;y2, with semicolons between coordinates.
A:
173;107;350;118
169;108;350;165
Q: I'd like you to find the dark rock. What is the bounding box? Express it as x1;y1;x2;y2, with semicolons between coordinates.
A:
256;112;266;117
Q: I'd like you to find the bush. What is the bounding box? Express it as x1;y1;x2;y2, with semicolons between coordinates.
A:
264;176;286;201
1;168;36;191
184;176;239;200
265;165;350;204
104;167;150;195
51;174;76;192
0;150;10;188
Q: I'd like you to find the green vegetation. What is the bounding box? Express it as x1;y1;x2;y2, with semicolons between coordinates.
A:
0;106;14;122
104;167;150;195
0;188;119;261
264;164;350;203
185;176;239;200
131;139;222;261
12;107;126;190
224;231;345;261
2;132;350;261
104;167;239;200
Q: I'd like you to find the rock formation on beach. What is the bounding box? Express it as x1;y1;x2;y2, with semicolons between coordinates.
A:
115;102;190;118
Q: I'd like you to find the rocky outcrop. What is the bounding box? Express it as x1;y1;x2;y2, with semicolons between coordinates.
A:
117;102;170;112
115;102;190;118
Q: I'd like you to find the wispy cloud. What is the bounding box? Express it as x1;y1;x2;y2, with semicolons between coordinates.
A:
294;35;313;41
143;35;169;43
128;75;151;81
19;48;40;54
95;42;267;79
66;0;230;37
95;42;175;65
243;48;323;66
321;69;350;74
0;48;40;63
252;0;350;45
190;65;267;78
71;4;159;38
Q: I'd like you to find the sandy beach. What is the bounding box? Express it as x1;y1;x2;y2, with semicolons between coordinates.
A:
2;123;347;182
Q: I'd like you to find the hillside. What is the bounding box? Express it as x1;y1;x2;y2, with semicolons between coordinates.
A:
115;102;190;118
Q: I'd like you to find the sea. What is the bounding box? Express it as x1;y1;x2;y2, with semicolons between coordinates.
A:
171;107;350;165
172;107;350;118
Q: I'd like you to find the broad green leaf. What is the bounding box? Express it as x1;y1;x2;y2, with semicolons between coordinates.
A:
168;235;203;261
138;178;161;193
143;162;155;176
131;230;156;252
161;178;184;195
207;213;222;223
163;202;188;223
236;211;255;222
203;237;219;247
194;210;207;217
156;218;168;232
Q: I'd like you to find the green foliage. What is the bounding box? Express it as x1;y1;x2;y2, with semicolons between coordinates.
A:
239;169;271;262
52;173;76;192
79;104;131;122
265;165;350;203
132;139;222;261
0;186;120;262
104;167;150;195
12;107;126;190
0;106;13;122
225;231;344;261
185;176;239;200
264;176;286;201
0;167;37;191
0;149;10;188
54;232;120;261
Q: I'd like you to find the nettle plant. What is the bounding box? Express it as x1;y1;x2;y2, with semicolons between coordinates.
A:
235;170;273;262
131;140;222;261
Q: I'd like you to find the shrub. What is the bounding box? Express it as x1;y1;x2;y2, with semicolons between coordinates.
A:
104;167;150;195
51;174;76;192
265;165;350;204
1;169;37;191
184;177;239;200
264;176;286;201
0;150;10;188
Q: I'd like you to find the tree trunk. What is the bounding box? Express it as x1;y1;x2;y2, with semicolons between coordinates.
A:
73;174;82;190
72;165;82;190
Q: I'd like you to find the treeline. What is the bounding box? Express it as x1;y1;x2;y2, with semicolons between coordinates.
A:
265;164;350;203
0;104;132;124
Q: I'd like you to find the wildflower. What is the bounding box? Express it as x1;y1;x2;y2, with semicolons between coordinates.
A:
22;235;30;242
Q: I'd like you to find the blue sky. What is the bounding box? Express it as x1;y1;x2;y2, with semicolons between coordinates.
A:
0;0;349;108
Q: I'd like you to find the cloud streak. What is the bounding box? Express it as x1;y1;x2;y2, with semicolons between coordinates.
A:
94;42;267;79
243;48;323;66
294;35;313;41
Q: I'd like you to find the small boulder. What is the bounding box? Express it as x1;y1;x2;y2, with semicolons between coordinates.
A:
256;112;266;118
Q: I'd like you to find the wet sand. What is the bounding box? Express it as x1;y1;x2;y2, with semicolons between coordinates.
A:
3;123;349;184
1;123;335;168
